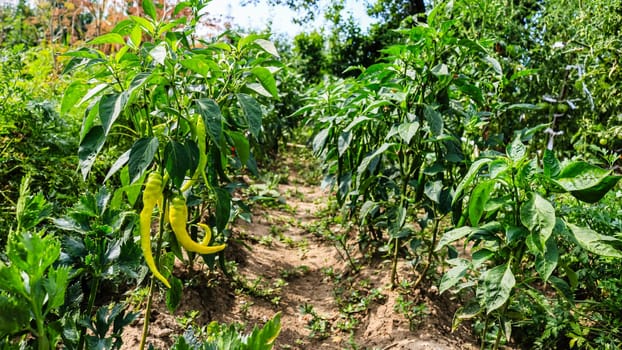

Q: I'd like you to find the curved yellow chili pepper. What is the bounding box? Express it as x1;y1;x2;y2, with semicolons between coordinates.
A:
140;172;171;288
197;223;212;245
169;196;226;255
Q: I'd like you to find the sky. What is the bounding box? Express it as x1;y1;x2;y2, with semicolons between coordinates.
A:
203;0;374;36
0;0;374;37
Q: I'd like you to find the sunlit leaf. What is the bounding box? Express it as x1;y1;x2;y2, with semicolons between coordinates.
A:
128;137;159;183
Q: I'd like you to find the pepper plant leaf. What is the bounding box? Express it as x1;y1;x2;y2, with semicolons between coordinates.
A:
196;98;223;147
468;179;494;226
164;141;193;189
237;93;263;139
535;236;558;282
452;158;493;205
251;66;278;98
477;263;515;314
99;92;128;136
520;192;555;252
78;125;106;180
128;137;159;183
566;223;622;258
551;162;621;203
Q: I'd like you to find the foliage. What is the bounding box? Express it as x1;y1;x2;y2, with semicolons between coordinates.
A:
445;0;622;158
436;134;621;348
0;176;71;350
292;31;326;83
53;186;141;349
62;0;284;346
170;312;281;350
301;4;508;286
0;45;83;244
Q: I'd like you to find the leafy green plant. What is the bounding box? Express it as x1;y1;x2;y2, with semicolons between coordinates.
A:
0;177;70;350
436;133;622;348
53;186;141;349
171;312;281;350
62;0;282;346
301;4;510;287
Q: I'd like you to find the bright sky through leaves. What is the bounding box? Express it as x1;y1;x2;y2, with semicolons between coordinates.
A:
204;0;373;36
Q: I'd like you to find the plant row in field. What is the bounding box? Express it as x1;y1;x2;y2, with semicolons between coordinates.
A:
299;3;622;348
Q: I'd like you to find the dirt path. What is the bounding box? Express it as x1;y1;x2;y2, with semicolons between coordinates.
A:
121;144;478;349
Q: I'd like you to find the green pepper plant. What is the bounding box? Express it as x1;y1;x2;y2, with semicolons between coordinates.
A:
301;4;511;287
436;131;622;348
62;0;282;347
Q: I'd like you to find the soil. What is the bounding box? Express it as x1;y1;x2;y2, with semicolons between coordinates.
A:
120;144;479;350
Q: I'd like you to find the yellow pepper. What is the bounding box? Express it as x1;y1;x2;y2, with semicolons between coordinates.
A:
169;196;226;255
197;223;212;245
140;172;171;288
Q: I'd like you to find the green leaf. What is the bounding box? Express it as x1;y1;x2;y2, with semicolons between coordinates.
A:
165;141;193;189
506;136;526;163
104;149;130;183
129;24;142;48
338;131;352;156
552;162;621;203
477;263;515;314
535;236;558;282
453;158;492;205
398;121;420;144
312;128;330;154
566;223;622;258
439;260;469;294
424;180;443;204
44;265;71;312
254;39;280;58
520;193;555;251
549;275;573;300
120;167;144;206
483;56;502;76
62;81;89;117
130;15;155;34
0;294;30;335
213;188;231;234
128;137;159;183
436;226;474;251
543;149;560;178
472;249;495;268
228;131;250;164
79;83;108;106
245;312;281;349
99;92;128;136
251;66;278;98
150;42;167;65
246;82;273;98
424;105;443;136
237;93;262;139
142;0;157;20
196;98;223;146
506;103;540;111
166;277;183;313
181;57;210;77
468;180;494;226
173;2;191;15
431;63;449;76
238;33;261;51
78;125;106;180
88;33;125;45
357;143;395;175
